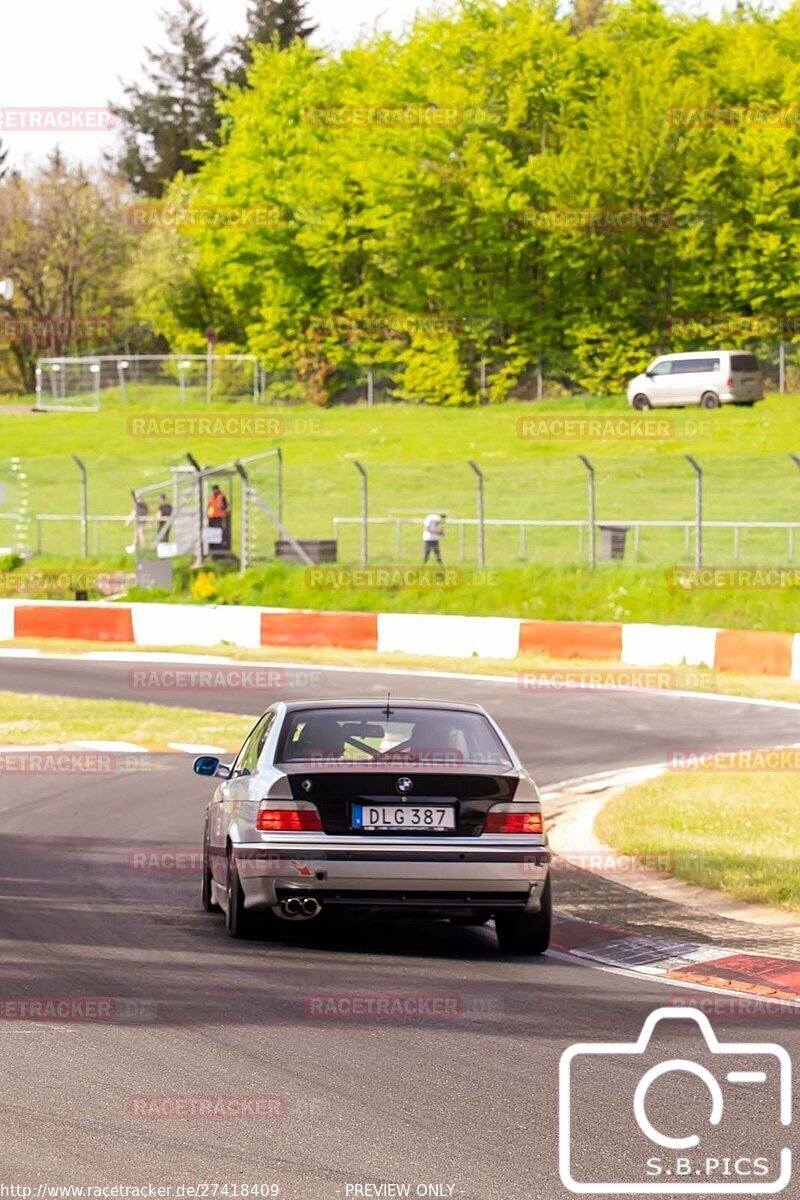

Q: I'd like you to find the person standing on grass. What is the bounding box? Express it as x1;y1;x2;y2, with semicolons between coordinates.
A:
125;492;149;550
156;493;173;542
422;512;446;564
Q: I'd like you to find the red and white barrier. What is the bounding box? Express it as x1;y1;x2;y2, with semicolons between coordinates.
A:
2;599;798;678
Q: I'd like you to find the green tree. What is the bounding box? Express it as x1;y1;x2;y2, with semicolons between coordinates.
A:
0;153;130;390
227;0;317;87
111;0;223;196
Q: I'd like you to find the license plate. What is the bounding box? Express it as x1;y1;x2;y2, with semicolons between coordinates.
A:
352;804;455;831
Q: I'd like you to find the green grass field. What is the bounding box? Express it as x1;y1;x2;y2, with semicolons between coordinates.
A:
0;690;253;747
2;388;799;562
596;770;800;912
1;387;800;628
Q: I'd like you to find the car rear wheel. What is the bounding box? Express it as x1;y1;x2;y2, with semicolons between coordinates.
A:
224;848;254;938
494;880;552;955
201;829;220;912
632;394;651;410
701;392;720;409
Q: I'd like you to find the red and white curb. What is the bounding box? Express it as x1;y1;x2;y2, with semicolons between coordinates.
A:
553;912;800;1003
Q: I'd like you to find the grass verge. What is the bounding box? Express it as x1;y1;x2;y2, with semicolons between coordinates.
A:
595;771;800;912
0;691;254;747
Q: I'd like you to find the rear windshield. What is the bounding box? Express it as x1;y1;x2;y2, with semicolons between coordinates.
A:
730;353;759;372
670;358;719;374
277;706;512;766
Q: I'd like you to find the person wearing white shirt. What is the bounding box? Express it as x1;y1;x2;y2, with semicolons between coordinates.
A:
422;512;446;563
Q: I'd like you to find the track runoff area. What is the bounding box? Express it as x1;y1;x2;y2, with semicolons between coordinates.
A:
0;649;798;1197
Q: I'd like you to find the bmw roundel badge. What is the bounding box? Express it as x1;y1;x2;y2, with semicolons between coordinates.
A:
396;776;414;795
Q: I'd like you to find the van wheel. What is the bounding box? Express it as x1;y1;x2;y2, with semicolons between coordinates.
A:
701;392;720;409
632;394;651;410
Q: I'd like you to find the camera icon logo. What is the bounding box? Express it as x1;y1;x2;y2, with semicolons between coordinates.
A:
559;1006;791;1194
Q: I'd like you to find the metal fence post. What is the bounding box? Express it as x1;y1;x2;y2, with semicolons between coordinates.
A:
354;461;368;566
468;460;485;566
276;446;284;526
780;340;786;394
72;454;88;558
240;478;250;572
577;454;596;570
685;454;703;568
186;452;205;565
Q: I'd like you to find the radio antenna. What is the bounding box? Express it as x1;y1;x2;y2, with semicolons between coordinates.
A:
383;692;393;719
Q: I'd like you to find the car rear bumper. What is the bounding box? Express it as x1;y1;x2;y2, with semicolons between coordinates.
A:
230;837;550;913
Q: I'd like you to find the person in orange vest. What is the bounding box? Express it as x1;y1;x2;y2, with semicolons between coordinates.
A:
207;484;230;549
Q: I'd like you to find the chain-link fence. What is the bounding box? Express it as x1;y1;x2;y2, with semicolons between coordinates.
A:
5;451;799;569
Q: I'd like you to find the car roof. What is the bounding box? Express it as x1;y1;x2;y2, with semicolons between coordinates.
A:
279;698;485;714
654;349;749;358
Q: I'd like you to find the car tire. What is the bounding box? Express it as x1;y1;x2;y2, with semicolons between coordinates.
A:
701;392;720;409
494;879;552;956
224;847;254;938
201;829;220;912
631;394;651;410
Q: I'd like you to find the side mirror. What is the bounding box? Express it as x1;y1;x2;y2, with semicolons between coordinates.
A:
644;368;654;378
193;755;231;779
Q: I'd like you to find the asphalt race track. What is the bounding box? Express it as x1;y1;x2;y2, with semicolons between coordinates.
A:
0;654;798;1197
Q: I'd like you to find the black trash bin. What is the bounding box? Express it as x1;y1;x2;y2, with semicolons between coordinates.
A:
598;524;630;562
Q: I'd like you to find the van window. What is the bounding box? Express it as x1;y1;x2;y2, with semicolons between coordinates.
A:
649;361;672;376
671;358;720;374
731;353;759;372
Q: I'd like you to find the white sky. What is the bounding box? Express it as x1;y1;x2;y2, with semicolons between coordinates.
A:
3;0;741;169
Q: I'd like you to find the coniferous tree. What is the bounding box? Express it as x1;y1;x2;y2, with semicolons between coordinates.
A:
111;0;222;196
227;0;317;87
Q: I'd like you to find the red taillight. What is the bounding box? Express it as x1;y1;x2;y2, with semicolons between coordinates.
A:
727;378;733;388
256;807;322;832
484;810;544;835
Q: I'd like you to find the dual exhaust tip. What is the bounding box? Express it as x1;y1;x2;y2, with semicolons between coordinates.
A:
280;895;322;919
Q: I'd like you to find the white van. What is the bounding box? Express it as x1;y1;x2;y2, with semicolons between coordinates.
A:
627;350;763;409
